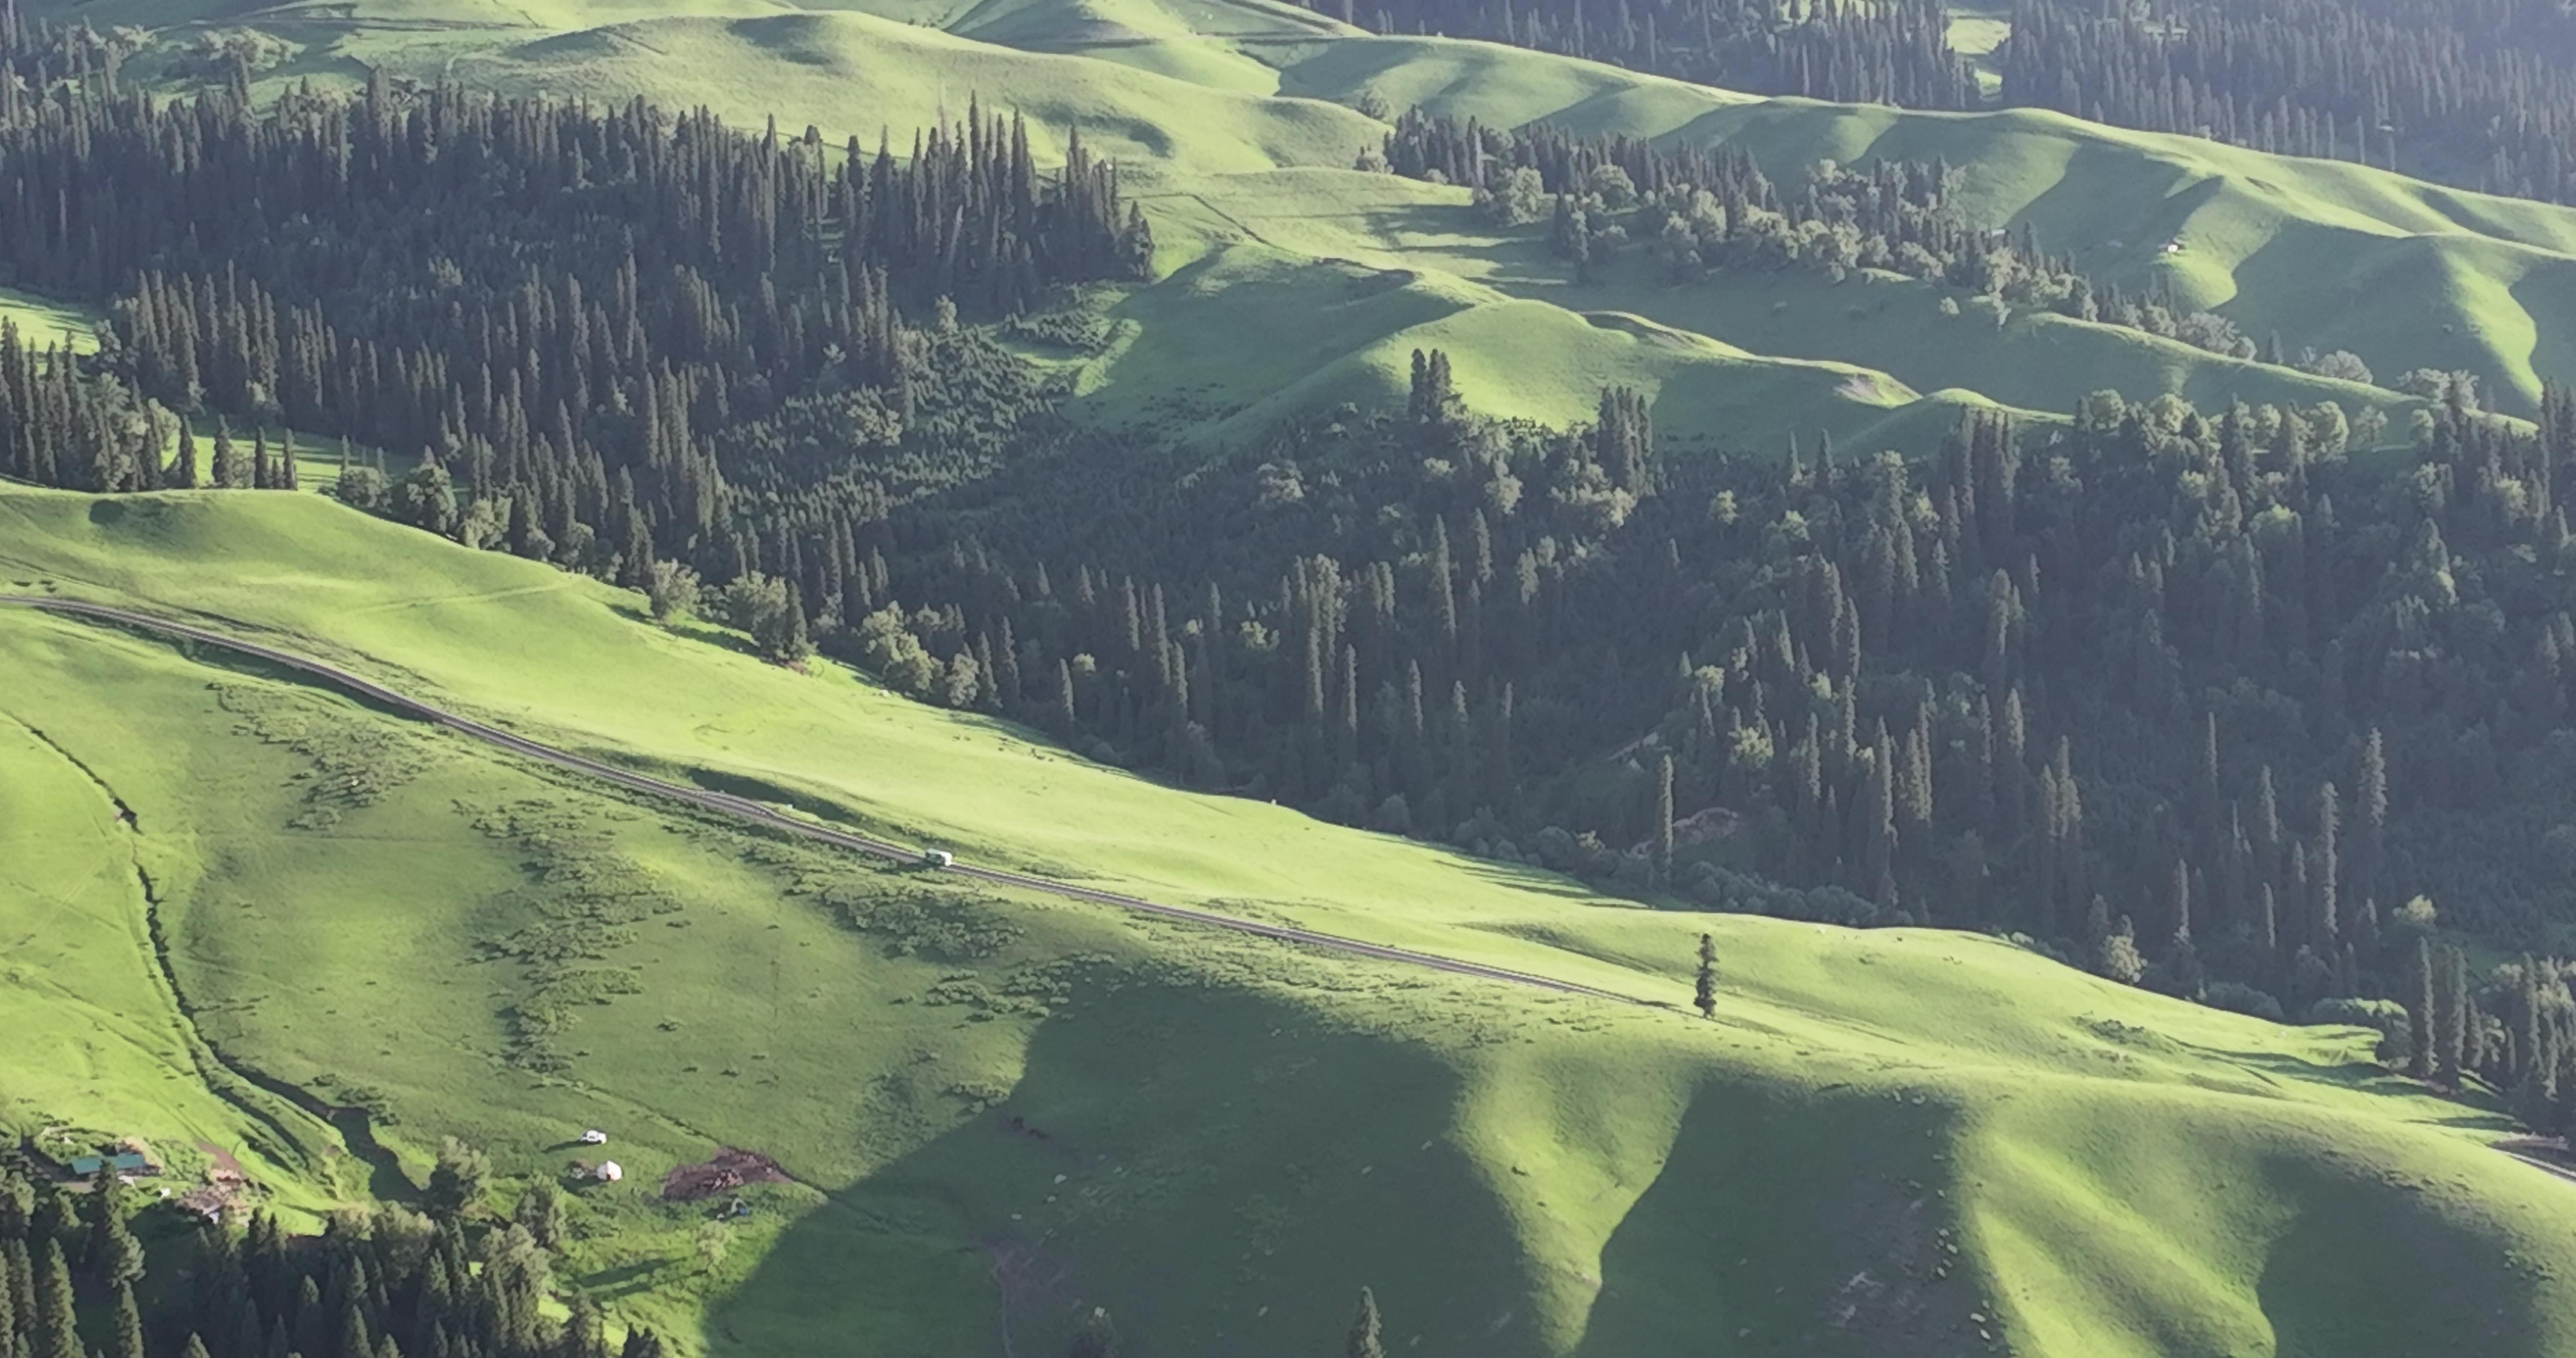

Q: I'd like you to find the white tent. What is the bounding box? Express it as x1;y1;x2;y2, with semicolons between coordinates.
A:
594;1160;623;1182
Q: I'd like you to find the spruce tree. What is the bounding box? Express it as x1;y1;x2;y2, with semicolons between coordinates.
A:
426;1138;490;1218
2435;945;2469;1088
2407;936;2436;1079
86;1181;142;1288
210;421;240;489
170;419;199;489
1346;1288;1385;1358
1654;753;1676;884
514;1179;566;1250
2312;782;2340;947
1694;932;1718;1018
34;1240;74;1358
3;1236;31;1350
106;1282;142;1358
1068;1307;1117;1358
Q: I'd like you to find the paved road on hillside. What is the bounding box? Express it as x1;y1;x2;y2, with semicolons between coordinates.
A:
1;594;1654;1007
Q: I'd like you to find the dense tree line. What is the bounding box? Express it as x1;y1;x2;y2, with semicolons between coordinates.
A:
0;1160;658;1358
1323;0;2576;207
1380;109;2411;389
0;78;1147;586
830;361;2576;1095
1998;0;2576;204
1335;0;1978;108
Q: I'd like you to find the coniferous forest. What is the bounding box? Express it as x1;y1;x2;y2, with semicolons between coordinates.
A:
0;1160;656;1358
4;72;2576;1131
1341;0;2576;206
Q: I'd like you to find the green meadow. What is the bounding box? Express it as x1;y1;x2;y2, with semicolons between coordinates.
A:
55;0;2576;449
6;485;2576;1355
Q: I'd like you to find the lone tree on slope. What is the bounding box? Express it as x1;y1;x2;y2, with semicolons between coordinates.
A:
1348;1288;1385;1358
1695;933;1719;1018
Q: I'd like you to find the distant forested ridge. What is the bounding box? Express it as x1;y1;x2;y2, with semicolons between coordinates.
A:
1344;0;2576;206
1995;0;2576;202
1381;110;2405;383
1343;0;1980;107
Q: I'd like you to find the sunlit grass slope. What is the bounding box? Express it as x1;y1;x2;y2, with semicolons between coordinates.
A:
0;680;350;1221
427;12;1379;172
1268;46;2576;415
1132;168;2428;440
1071;241;1995;451
7;484;2576;1354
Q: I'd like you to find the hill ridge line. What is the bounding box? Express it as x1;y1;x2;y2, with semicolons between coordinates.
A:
0;593;1661;1010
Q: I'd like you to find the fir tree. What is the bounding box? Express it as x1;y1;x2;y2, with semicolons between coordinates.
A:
85;1180;142;1288
210;420;241;489
106;1282;142;1358
2435;945;2470;1088
1346;1289;1385;1358
33;1240;74;1358
2407;936;2436;1079
1694;932;1718;1018
169;419;199;489
1068;1308;1117;1358
1654;752;1677;884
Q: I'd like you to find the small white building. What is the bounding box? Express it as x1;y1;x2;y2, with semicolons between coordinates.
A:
594;1160;623;1183
580;1129;609;1145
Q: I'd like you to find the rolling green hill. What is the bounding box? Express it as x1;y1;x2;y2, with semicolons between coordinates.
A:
57;0;2574;441
7;485;2576;1357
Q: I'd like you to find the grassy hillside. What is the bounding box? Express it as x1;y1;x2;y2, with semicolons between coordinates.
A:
7;485;2576;1355
1138;167;2427;440
0;674;352;1223
1070;241;2002;451
58;0;2576;434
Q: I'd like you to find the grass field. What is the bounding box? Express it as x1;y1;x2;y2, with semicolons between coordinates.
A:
0;286;105;354
1119;168;2428;448
0;683;352;1223
7;485;2576;1355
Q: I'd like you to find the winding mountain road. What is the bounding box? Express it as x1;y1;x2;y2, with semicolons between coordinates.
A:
1;594;1654;1008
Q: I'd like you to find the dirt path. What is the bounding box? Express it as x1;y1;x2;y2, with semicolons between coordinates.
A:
2;595;1657;1009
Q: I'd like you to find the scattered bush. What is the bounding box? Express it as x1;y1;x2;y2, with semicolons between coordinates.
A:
2203;981;2285;1021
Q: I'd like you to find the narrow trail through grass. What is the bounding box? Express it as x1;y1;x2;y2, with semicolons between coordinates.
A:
0;593;1662;1009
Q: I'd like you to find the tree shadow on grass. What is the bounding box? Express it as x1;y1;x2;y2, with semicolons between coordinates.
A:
575;1258;680;1303
707;981;1547;1357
